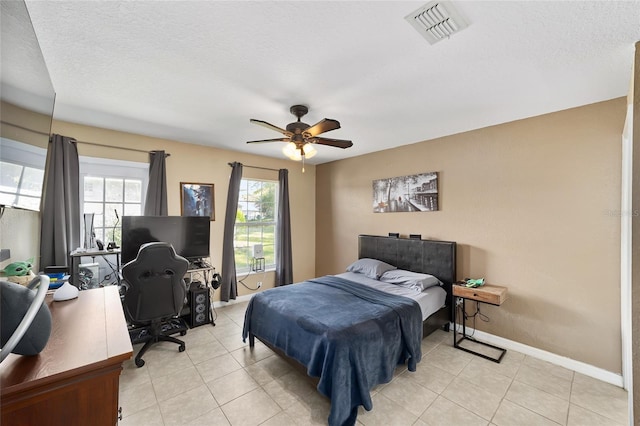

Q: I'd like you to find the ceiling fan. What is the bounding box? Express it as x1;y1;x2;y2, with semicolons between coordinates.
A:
247;105;353;171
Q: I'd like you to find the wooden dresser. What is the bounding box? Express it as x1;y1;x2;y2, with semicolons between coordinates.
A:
1;286;133;425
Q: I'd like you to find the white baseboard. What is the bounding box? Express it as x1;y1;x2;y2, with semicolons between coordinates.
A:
457;324;624;388
212;294;253;308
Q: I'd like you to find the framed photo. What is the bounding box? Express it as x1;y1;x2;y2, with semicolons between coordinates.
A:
180;182;214;220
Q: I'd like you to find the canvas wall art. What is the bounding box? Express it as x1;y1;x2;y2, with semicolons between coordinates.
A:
181;182;215;220
373;172;438;213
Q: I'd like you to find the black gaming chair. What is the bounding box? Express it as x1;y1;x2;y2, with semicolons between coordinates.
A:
121;242;189;367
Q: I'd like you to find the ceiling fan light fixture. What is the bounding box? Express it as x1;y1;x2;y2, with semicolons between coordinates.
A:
282;142;299;160
247;105;352;165
282;142;317;161
303;143;317;159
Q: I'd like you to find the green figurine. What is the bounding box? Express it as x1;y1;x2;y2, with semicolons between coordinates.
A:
1;258;34;277
465;278;485;288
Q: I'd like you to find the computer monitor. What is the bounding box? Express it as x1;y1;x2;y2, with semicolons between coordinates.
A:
121;216;210;264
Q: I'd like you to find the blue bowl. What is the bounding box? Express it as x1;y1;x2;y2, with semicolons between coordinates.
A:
46;272;65;280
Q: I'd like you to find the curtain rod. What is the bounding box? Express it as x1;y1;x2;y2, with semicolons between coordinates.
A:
74;139;170;156
1;120;170;156
228;162;279;172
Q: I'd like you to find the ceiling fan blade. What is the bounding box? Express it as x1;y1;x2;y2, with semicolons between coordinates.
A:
246;138;290;144
303;118;340;138
250;119;293;137
311;137;353;149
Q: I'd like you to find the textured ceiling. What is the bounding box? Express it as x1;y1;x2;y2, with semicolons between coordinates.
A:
24;1;640;164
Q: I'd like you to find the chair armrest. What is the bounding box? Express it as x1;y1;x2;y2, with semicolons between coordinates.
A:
119;280;130;296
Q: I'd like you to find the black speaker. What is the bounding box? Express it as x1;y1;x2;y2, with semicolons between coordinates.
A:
188;287;210;328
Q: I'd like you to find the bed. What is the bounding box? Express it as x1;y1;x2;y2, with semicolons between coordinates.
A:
242;234;456;426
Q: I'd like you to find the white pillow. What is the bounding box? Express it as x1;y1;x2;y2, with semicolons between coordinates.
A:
379;269;442;292
346;258;396;279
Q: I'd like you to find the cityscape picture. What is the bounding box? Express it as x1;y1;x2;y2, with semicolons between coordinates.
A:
373;172;439;213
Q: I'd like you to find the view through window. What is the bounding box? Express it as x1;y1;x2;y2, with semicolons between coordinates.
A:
0;138;47;211
83;177;143;245
0;161;44;210
80;156;148;247
234;179;277;273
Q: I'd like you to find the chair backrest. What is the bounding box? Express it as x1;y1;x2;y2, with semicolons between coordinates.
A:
0;276;52;363
122;242;189;324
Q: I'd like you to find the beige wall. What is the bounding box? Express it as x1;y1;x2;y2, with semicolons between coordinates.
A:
0;101;52;149
50;120;317;300
316;98;625;373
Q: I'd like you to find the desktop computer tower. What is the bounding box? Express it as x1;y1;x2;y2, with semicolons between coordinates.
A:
188;287;210;328
78;262;100;289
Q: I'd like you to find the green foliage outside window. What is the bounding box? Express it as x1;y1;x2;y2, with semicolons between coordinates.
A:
234;179;277;273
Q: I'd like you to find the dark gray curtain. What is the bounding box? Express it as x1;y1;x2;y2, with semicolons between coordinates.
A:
220;162;243;301
275;168;293;286
144;150;168;215
39;134;80;269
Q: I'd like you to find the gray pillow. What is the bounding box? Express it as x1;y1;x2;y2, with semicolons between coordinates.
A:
346;258;396;279
380;269;442;292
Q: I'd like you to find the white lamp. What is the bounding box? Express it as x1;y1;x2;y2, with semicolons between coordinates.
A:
282;142;299;160
302;143;317;159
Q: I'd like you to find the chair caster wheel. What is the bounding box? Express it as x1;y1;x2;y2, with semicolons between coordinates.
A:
180;331;186;336
135;358;145;368
179;345;185;352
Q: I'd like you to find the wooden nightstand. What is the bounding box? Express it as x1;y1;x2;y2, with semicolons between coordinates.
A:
453;283;508;363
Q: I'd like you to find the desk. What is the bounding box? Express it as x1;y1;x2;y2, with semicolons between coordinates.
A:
1;286;133;425
69;248;121;288
453;283;508;363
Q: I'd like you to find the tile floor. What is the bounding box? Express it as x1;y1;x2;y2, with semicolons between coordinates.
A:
119;302;628;426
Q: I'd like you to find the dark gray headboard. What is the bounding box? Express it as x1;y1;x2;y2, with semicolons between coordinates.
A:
358;235;456;284
358;234;457;319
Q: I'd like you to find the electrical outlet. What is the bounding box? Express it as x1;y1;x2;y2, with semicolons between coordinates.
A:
257;281;262;288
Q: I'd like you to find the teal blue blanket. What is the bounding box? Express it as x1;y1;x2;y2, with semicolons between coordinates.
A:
242;275;422;426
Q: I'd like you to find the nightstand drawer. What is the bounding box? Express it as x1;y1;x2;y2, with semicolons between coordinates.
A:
453;284;507;305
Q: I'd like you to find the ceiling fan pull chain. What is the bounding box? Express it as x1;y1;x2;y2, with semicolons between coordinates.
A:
301;152;306;173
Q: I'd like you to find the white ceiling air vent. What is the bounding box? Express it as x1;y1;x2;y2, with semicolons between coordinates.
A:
405;1;468;45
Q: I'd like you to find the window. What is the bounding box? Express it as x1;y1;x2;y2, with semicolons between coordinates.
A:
0;138;47;211
0;161;44;210
0;138;149;246
234;179;277;273
79;156;148;246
